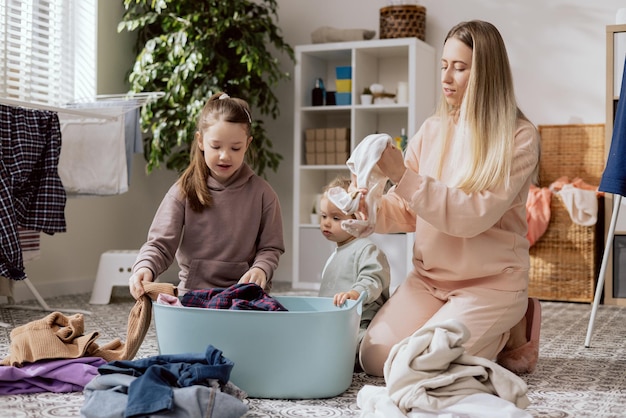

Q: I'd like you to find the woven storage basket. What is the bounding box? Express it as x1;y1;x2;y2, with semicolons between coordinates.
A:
529;124;605;302
379;5;426;41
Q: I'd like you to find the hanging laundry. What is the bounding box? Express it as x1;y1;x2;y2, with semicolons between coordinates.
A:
0;227;42;298
0;104;67;281
66;99;143;184
57;109;128;195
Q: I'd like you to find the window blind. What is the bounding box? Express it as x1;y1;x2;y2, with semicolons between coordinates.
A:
0;0;95;106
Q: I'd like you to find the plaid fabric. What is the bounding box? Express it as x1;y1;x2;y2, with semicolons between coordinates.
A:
181;283;288;311
18;227;41;262
0;105;67;280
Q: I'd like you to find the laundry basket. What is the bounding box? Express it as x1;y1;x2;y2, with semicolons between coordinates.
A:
152;294;364;399
529;124;605;302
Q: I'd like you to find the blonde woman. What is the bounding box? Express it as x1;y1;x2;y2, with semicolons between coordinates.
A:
358;20;540;376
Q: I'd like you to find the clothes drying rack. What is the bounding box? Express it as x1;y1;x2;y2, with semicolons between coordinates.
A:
0;92;163;326
0;92;165;120
584;195;622;346
67;91;164;110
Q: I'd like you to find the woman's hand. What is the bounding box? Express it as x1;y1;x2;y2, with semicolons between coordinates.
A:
377;143;406;184
129;267;154;299
350;173;370;220
239;267;267;289
333;290;360;307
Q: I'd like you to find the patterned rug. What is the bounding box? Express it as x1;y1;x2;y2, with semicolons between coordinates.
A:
1;289;625;418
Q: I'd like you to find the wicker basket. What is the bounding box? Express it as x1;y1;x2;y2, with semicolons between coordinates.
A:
379;5;426;41
529;124;605;302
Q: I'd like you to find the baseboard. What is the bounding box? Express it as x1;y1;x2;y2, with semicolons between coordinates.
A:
2;277;95;303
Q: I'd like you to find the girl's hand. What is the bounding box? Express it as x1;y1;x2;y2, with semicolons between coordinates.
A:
129;267;154;299
239;267;267;289
333;290;360;307
377;143;406;184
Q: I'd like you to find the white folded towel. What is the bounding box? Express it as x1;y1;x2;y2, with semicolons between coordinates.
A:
552;183;598;226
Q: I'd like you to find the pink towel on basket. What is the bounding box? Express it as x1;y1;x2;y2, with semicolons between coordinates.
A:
526;185;552;247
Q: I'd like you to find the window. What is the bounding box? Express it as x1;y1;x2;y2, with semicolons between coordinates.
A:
0;0;96;105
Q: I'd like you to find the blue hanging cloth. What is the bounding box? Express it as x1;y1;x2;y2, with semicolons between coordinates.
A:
599;56;626;197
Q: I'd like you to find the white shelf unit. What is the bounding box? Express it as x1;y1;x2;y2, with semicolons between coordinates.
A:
292;37;436;291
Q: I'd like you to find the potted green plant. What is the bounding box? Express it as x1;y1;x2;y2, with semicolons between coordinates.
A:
361;87;373;105
310;203;319;225
118;0;295;177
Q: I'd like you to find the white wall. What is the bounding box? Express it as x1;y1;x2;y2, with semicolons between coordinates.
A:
9;0;624;301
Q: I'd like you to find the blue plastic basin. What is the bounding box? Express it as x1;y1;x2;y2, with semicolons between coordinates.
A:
152;294;364;399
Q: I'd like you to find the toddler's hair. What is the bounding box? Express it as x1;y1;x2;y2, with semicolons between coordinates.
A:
323;175;351;194
322;176;357;220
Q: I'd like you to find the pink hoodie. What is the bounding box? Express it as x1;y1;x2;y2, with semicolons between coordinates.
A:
375;116;540;291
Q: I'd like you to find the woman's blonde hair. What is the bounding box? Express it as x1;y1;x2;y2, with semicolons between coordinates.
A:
178;92;253;212
436;20;529;193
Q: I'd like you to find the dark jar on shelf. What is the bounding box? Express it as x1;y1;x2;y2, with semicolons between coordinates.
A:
312;78;325;106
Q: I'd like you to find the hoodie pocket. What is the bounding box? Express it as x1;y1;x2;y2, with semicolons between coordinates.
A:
187;259;250;289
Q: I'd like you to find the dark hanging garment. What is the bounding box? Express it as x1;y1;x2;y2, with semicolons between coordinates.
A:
599;56;626;197
0;104;67;280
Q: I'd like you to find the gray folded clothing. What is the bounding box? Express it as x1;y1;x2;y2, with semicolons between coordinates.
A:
311;26;376;43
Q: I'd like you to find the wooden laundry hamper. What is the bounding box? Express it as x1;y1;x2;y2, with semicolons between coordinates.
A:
529;124;605;302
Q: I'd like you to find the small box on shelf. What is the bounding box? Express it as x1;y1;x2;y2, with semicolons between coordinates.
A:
336;66;352;80
335;128;349;140
303;126;350;165
336;151;349;164
335;92;351;106
335;79;352;93
336;139;349;152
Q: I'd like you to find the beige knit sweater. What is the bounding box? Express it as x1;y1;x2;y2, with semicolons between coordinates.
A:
1;282;177;367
